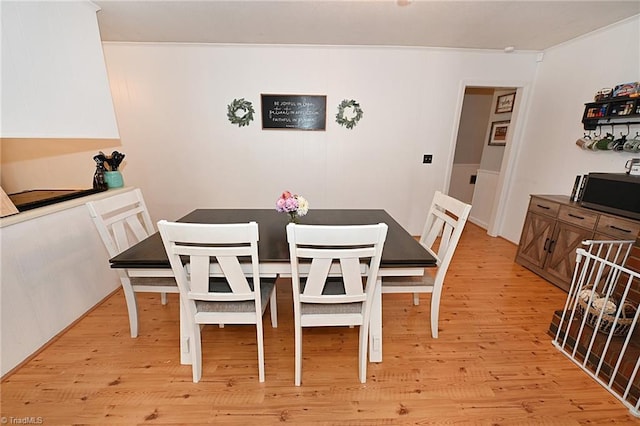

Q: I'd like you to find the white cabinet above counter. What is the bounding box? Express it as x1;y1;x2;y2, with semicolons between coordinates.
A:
1;1;119;139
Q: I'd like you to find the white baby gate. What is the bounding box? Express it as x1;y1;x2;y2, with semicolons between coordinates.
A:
552;240;640;417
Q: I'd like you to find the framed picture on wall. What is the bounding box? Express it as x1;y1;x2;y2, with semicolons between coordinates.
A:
495;92;516;113
488;120;510;146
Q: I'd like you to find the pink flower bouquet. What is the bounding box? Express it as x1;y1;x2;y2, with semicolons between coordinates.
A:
276;191;309;222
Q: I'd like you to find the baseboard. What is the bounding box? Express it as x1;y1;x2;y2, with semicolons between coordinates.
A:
468;216;488;230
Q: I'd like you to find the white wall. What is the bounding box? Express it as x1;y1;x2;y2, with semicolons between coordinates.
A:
453;88;494;165
470;169;500;228
480;89;515;172
501;16;640;243
450;88;493;203
103;44;538;234
469;88;515;231
450;163;480;204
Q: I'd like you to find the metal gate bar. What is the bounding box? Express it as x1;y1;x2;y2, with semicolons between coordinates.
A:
553;240;640;417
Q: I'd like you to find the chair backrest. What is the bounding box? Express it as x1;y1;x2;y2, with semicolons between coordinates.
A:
157;220;262;306
286;223;388;306
420;191;471;281
86;188;155;257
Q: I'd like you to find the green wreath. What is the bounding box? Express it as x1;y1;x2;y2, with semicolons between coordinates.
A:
227;98;255;127
336;99;363;129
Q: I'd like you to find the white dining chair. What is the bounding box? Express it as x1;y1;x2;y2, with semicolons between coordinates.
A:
286;222;388;386
157;220;277;383
381;191;471;338
86;188;178;338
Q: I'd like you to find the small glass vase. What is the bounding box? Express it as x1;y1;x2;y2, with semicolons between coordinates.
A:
288;212;299;223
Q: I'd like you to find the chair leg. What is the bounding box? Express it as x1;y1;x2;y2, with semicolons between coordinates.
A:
191;322;202;383
369;280;383;363
256;320;265;383
294;321;302;386
358;323;369;384
413;293;420;306
430;286;442;339
122;285;139;338
179;301;191;365
161;292;168;305
270;287;278;328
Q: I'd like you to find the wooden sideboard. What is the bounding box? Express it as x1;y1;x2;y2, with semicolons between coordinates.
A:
515;194;640;292
533;195;640;412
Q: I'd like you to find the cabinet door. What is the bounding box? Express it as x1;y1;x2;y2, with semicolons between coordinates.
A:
516;212;555;268
544;222;593;288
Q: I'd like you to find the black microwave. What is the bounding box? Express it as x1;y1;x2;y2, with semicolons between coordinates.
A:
579;173;640;220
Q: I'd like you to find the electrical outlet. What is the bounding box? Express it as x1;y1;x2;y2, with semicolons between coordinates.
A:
423;154;433;164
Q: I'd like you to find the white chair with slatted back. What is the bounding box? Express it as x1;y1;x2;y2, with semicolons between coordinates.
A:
157;220;277;383
86;189;178;337
286;222;388;386
381;191;471;338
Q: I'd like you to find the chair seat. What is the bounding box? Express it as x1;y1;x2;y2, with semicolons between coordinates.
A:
301;302;362;315
195;278;276;313
130;276;178;287
382;273;435;289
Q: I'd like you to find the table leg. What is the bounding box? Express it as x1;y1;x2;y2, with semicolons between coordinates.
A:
369;278;382;362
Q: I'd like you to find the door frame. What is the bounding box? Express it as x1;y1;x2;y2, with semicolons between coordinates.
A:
446;80;531;238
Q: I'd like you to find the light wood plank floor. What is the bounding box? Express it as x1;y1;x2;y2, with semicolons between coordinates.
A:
2;223;639;424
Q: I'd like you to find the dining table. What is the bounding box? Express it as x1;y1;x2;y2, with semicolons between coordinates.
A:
109;208;436;364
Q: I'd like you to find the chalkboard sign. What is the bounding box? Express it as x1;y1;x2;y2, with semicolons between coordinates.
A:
261;94;326;130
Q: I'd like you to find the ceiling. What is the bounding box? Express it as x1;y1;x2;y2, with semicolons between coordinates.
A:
93;1;640;51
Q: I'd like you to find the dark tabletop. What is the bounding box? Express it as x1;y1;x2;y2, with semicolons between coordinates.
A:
109;209;436;269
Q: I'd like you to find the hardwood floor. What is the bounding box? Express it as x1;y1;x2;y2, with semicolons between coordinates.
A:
2;223;639;424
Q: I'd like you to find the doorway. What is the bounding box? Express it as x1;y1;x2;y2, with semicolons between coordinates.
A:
448;85;519;235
